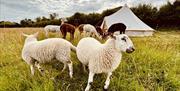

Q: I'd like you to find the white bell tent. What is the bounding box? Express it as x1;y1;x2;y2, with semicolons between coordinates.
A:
101;4;155;36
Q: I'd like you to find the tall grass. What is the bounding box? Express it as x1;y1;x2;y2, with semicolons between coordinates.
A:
0;28;179;91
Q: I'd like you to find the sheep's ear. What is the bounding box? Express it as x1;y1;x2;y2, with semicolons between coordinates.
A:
111;35;116;40
22;32;29;37
33;32;39;37
109;33;116;39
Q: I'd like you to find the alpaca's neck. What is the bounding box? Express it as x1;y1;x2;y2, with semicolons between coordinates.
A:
61;21;64;25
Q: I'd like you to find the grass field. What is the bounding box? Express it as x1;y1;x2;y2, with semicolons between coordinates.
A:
0;28;180;91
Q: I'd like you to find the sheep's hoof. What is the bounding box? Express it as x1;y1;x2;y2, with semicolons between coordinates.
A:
103;88;108;91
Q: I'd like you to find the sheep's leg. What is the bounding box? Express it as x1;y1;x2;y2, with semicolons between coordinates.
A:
84;31;87;37
83;64;87;72
86;32;90;37
90;32;93;37
104;72;112;90
85;71;95;91
61;63;67;72
67;61;73;78
30;65;35;75
35;62;44;75
93;32;95;37
79;32;82;36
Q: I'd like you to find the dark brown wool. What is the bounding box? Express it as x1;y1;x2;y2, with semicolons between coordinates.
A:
60;23;76;41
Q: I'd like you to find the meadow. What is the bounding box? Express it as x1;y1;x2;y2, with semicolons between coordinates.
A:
0;28;179;91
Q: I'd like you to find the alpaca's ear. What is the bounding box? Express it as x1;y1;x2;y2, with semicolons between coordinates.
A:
22;32;29;37
33;32;39;37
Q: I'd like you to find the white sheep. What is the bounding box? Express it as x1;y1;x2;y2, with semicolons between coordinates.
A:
44;25;61;37
76;34;135;91
21;32;76;78
78;24;101;39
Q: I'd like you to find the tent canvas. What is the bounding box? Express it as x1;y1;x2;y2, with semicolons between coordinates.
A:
101;4;155;36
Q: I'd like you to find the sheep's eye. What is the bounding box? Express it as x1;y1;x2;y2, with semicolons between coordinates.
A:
121;37;126;42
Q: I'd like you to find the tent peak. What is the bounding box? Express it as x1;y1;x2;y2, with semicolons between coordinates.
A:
124;4;128;7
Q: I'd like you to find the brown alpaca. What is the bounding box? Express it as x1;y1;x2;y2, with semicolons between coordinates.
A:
60;18;75;40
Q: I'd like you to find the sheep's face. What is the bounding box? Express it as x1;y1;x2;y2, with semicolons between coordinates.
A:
114;34;135;53
22;32;38;43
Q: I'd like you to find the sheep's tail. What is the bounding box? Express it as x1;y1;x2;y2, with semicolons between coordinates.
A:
70;44;76;52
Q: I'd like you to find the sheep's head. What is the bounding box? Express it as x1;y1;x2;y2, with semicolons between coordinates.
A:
111;34;135;53
22;32;38;43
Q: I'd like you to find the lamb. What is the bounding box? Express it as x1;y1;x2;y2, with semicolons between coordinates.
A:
21;32;76;78
77;24;101;39
44;25;61;38
76;34;135;91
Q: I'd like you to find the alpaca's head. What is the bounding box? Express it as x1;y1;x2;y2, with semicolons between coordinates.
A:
22;32;38;44
61;18;67;24
112;34;135;53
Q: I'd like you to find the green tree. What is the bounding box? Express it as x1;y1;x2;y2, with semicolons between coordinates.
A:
49;13;58;20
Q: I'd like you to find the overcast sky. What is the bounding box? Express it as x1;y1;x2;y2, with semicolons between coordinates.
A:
0;0;176;23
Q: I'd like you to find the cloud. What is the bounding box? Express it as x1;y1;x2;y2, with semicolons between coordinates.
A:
0;0;176;22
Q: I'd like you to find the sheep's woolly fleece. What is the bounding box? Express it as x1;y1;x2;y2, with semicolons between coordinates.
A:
76;37;121;73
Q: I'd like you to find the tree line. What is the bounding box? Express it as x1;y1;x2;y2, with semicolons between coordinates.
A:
0;1;179;29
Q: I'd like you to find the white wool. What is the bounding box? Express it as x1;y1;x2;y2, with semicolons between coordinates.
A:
22;33;75;77
77;34;135;91
76;34;134;73
22;38;75;64
44;25;61;37
77;38;121;73
83;24;101;39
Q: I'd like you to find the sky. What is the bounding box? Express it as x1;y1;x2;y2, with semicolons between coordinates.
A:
0;0;176;23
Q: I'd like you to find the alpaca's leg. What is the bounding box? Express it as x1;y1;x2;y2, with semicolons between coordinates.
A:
67;60;73;78
85;71;95;91
120;31;122;34
30;65;35;75
59;31;62;37
61;63;67;72
35;62;44;75
62;31;67;39
64;32;67;39
70;33;74;41
104;72;112;90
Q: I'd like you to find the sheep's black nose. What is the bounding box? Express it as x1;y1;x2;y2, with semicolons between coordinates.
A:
132;47;135;51
126;47;135;53
41;69;44;72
